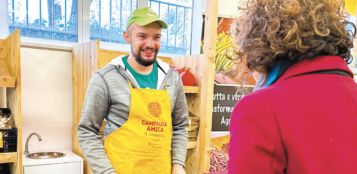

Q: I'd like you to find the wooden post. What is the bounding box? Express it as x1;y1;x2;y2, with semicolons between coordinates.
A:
3;29;22;174
198;0;219;173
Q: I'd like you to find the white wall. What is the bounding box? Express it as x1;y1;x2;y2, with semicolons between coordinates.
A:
203;0;241;17
217;0;240;17
21;47;73;152
0;0;9;37
191;0;205;55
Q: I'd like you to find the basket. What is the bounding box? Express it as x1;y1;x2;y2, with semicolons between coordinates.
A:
188;116;200;141
211;142;228;156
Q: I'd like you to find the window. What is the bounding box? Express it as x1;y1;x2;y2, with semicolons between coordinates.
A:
89;0;193;55
8;0;78;42
347;15;357;73
90;0;137;44
347;15;356;34
149;0;193;55
6;0;196;55
347;15;356;73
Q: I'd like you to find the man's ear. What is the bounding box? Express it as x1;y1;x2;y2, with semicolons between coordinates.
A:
123;31;131;44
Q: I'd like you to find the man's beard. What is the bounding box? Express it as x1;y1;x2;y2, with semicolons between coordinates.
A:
131;46;158;67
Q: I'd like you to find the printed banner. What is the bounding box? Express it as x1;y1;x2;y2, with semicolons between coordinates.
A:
212;83;254;131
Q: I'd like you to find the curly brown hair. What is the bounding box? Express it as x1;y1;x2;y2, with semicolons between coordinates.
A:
232;0;356;83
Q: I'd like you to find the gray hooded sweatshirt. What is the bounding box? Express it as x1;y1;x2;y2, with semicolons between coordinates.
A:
77;55;189;174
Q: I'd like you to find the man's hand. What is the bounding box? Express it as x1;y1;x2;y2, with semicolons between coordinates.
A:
172;163;186;174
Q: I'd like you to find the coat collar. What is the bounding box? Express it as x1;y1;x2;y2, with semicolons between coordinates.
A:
276;55;353;83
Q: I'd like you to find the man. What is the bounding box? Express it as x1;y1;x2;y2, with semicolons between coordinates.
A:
78;7;189;174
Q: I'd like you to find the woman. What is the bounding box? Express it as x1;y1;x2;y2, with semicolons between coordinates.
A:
228;0;357;173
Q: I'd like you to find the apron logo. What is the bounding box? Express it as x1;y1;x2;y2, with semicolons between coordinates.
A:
148;102;162;118
149;143;162;148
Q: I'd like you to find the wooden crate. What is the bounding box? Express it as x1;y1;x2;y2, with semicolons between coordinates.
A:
188;117;200;142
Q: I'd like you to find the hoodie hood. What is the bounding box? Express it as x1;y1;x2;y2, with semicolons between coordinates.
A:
109;55;172;90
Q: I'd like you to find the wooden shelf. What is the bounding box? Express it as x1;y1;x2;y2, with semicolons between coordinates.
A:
184;86;200;94
0;30;22;173
0;152;18;165
187;141;197;149
0;60;16;87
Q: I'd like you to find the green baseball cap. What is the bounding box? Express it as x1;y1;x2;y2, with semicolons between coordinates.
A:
126;7;168;30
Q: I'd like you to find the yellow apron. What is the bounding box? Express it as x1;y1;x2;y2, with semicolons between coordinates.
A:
104;81;173;174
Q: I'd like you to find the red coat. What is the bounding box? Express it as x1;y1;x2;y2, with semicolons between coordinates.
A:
228;56;357;174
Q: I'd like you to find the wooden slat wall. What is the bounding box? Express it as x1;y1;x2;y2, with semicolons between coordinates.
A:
171;54;205;174
98;49;128;69
199;0;219;173
4;29;22;174
0;39;5;60
72;40;99;174
171;55;202;118
0;37;16;88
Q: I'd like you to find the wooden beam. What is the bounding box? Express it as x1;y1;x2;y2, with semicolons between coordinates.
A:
5;29;22;174
0;77;16;87
198;0;219;173
0;153;17;163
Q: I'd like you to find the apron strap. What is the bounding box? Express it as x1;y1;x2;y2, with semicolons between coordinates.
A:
158;68;174;90
164;85;167;91
127;77;170;91
127;80;167;91
127;80;133;90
